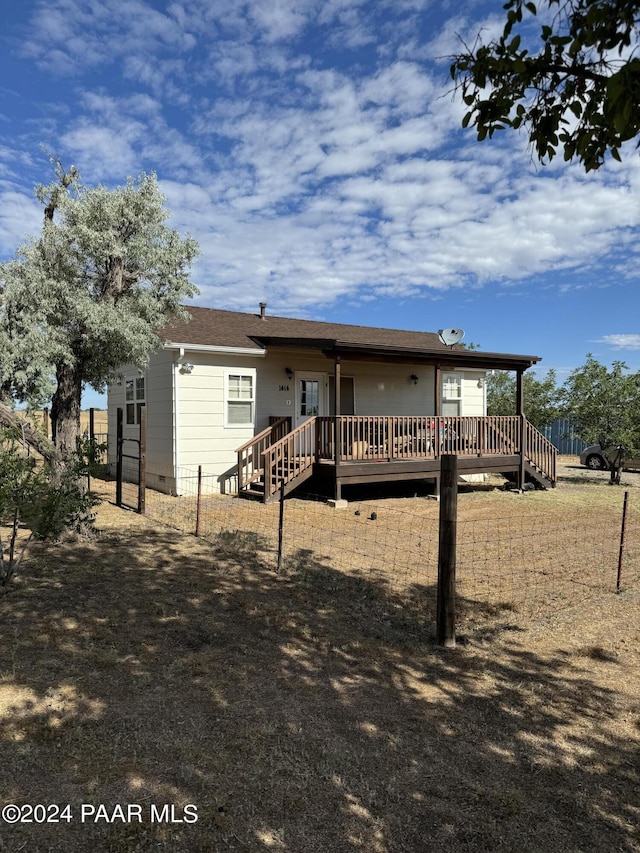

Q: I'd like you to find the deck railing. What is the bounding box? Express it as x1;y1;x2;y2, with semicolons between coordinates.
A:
317;415;526;462
241;414;557;500
237;416;291;493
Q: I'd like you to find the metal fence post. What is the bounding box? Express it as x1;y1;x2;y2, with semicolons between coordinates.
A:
617;490;629;593
196;465;203;537
138;407;146;515
116;408;123;508
277;483;285;573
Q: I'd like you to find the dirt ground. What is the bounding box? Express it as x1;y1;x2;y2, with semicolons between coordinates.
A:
0;457;639;852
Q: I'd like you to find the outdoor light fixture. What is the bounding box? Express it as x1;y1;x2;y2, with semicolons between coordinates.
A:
180;362;194;374
410;374;419;385
285;367;293;379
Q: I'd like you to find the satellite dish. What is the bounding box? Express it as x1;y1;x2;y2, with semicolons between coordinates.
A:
438;328;465;347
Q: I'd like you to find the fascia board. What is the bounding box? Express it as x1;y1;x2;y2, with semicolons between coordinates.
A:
163;342;267;358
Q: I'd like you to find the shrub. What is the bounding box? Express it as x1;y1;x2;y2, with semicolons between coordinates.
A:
0;428;98;587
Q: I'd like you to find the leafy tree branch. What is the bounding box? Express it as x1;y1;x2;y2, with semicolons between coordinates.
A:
450;0;640;170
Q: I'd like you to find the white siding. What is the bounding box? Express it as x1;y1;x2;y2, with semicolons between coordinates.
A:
107;351;176;493
460;371;486;416
343;361;435;416
176;354;263;494
146;350;177;488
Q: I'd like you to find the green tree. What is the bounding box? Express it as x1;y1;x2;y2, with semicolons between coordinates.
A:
560;354;640;482
450;0;640;171
487;369;561;429
0;163;199;457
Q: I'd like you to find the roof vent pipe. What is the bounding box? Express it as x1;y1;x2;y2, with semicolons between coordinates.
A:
259;302;267;319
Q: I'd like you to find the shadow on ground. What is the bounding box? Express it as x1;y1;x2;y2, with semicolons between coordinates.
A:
0;517;638;852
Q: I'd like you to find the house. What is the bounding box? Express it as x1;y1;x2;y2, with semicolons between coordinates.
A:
107;303;556;501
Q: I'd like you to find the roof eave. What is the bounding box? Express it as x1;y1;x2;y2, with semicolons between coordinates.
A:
328;341;541;371
163;341;266;357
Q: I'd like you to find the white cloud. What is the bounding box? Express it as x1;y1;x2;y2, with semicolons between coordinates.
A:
2;0;640;333
0;191;43;256
599;335;640;351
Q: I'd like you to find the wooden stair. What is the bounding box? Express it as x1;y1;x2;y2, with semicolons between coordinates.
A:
238;457;316;502
501;461;556;490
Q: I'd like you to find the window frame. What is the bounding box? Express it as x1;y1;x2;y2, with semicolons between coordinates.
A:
441;371;463;417
442;372;462;400
223;369;256;429
125;374;146;426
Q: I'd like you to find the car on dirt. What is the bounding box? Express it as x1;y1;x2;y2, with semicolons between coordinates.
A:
579;444;640;471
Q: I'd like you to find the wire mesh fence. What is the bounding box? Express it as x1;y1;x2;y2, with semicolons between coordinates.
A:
96;462;640;636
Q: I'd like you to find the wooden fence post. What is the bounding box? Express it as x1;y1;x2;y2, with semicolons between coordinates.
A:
437;454;457;648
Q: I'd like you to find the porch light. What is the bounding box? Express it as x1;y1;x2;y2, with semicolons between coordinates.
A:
180;362;194;374
410;374;419;385
285;367;293;379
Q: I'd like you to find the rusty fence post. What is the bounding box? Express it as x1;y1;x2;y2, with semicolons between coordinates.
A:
196;465;203;537
138;406;146;515
617;490;629;593
115;408;123;508
277;483;285;573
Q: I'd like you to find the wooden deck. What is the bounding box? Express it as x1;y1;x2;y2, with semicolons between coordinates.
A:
238;415;557;502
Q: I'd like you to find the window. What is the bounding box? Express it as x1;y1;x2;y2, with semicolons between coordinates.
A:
125;375;146;425
299;379;320;417
225;370;255;427
442;372;462;417
329;376;355;416
442;373;462;399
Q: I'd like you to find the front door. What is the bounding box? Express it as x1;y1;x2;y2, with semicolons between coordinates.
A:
295;372;327;427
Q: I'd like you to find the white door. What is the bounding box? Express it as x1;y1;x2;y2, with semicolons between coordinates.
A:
295;372;327;427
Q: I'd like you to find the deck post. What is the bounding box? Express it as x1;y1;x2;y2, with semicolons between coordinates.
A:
519;414;526;491
334;356;341;500
516;369;524;416
516;371;525;490
437;454;457;648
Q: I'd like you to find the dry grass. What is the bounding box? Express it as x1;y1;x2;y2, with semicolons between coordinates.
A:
22;409;108;438
121;456;640;629
0;458;639;852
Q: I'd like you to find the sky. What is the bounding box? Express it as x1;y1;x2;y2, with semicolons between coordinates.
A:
1;0;639;410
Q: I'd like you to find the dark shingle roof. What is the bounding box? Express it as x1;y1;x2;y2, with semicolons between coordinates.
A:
160;305;541;369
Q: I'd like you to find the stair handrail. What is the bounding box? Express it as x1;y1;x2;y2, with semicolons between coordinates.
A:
262;417;318;500
237;416;291;493
523;419;557;484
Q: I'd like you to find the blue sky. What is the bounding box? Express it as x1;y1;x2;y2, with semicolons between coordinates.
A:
1;0;639;410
